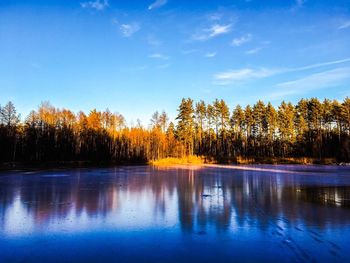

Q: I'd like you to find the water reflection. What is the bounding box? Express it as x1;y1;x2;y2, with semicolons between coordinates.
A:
0;165;350;262
298;186;350;207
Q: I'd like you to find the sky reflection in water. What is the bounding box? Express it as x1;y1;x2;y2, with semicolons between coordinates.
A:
0;165;350;262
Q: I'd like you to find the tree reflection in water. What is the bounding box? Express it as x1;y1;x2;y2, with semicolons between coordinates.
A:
0;165;350;261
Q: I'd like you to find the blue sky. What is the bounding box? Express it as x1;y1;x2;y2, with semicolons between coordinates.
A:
1;0;350;124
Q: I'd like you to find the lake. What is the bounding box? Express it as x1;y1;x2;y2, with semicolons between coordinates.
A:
0;165;350;262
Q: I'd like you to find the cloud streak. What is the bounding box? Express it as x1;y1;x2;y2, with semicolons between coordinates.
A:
213;57;350;85
120;23;140;37
205;52;217;58
214;68;278;85
288;58;350;71
268;67;350;99
148;0;167;10
232;34;252;46
245;47;263;55
338;20;350;30
149;53;169;60
193;24;232;41
81;0;108;11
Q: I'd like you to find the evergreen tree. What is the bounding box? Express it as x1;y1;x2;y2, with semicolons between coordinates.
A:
176;98;195;155
195;100;206;154
0;98;349;164
265;102;277;156
277;101;295;156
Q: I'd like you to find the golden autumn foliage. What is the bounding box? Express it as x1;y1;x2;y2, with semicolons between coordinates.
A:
149;155;206;166
0;97;349;164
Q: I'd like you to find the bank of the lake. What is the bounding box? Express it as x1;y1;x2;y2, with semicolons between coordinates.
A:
149;156;339;166
0;156;345;171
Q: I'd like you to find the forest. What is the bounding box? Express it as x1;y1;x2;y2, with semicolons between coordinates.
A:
0;97;349;165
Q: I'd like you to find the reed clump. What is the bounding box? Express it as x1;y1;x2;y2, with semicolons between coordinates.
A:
149;156;207;166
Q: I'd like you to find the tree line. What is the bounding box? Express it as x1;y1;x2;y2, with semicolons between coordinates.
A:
0;97;349;164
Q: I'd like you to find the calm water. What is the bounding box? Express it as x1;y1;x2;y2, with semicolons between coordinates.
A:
0;165;350;262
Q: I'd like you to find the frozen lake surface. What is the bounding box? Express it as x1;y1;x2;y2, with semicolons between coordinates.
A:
0;165;350;262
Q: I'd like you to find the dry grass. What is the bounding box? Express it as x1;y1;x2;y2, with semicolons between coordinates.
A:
234;156;337;165
150;156;337;166
149;156;207;166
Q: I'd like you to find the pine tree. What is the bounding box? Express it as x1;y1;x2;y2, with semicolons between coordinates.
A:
231;105;245;156
253;100;266;138
216;99;230;157
176;98;195;155
265;102;277;156
342;97;350;135
0;98;350;164
278;101;295;156
195;100;206;154
231;105;244;138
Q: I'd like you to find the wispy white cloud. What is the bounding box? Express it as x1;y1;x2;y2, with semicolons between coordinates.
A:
338;20;350;30
120;23;140;37
244;40;269;55
208;13;222;21
214;68;278;85
80;0;108;11
209;24;232;38
193;24;232;41
205;52;217;58
288;58;350;71
232;34;252;46
149;53;169;60
245;47;263;55
268;67;350;99
213;57;350;85
148;0;167;10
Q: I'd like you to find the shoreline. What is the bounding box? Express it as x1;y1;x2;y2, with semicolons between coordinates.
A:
0;158;348;172
0;161;147;172
149;156;341;166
